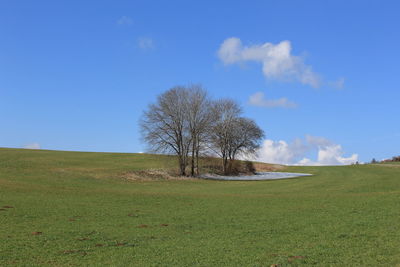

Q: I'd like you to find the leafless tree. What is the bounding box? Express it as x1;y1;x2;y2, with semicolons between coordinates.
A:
140;86;191;176
209;99;242;174
228;117;264;161
209;99;264;174
140;87;264;177
184;85;213;176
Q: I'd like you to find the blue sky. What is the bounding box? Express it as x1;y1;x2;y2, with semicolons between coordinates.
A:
1;0;399;164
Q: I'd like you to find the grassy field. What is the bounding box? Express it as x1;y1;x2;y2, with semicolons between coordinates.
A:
1;148;399;266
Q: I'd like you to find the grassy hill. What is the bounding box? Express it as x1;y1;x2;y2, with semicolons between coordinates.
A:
1;148;399;266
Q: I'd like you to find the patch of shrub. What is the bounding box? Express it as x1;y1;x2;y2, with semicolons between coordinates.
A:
244;161;256;174
197;157;257;176
381;155;400;163
392;156;400;162
226;160;256;175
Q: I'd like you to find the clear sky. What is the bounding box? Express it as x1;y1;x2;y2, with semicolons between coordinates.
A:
1;0;399;165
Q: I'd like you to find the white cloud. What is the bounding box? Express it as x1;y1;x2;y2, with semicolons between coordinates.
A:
23;143;41;149
138;37;155;50
257;138;308;164
331;77;345;89
248;92;297;108
117;16;133;25
297;157;314;165
316;144;358;165
218;37;321;87
257;135;358;165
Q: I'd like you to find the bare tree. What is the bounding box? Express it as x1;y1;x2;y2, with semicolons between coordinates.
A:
140;87;191;176
184;85;213;176
209;99;264;174
209;99;242;174
140;87;264;177
228;117;264;162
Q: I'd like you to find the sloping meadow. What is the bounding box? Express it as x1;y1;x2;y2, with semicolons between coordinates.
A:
1;148;400;266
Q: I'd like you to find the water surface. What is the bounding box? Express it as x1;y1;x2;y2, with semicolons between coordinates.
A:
201;172;312;181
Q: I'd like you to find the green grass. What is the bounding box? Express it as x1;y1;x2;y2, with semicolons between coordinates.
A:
1;148;400;266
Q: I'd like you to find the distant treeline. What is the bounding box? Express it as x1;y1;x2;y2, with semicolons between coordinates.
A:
381;156;400;163
370;156;400;164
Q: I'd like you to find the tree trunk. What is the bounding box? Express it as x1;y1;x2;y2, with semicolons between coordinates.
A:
190;136;196;176
195;146;199;175
223;157;229;175
180;164;186;176
178;156;186;176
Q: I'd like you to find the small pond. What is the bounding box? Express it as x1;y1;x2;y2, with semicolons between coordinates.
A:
201;172;312;181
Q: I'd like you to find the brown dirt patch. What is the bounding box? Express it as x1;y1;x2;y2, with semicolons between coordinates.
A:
2;206;14;209
69;216;82;221
31;232;42;235
121;169;193;181
288;256;305;262
0;208;6;211
160;224;169;227
137;224;149;228
95;244;104;247
253;162;285;172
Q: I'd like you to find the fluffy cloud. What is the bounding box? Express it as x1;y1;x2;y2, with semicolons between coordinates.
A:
248;92;297;108
138;37;155;50
257;135;358;165
23;143;41;149
218;37;320;87
117;16;133;25
315;144;358;165
257;138;308;164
